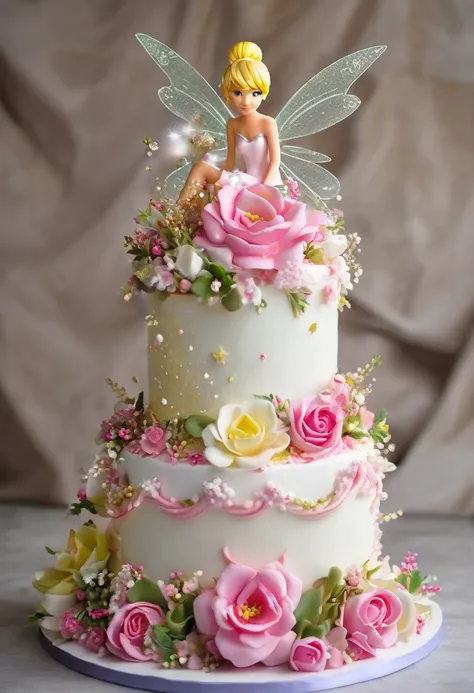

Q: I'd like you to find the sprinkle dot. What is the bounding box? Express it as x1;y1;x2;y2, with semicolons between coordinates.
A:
161;398;168;405
228;375;235;383
189;345;194;351
336;194;342;201
260;353;267;361
204;373;210;380
214;394;219;399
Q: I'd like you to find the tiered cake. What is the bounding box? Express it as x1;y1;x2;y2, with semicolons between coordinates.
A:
32;35;441;690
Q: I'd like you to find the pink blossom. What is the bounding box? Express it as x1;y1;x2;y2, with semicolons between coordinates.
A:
288;375;350;456
81;626;106;653
196;179;326;271
106;601;165;662
151;245;162;257
193;560;302;668
285;177;300;200
359;407;375;431
60;610;84;640
139;426;170;456
346;566;363;588
77;488;87;501
343;589;403;650
176;633;205;670
179;279;192;293
289;637;328;672
75;590;86;601
346;632;377;661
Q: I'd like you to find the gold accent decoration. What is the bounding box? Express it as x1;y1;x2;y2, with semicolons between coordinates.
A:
212;346;228;364
308;322;318;334
291;492;334;511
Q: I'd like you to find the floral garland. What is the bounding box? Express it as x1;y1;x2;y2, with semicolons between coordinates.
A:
121;167;359;316
32;525;440;672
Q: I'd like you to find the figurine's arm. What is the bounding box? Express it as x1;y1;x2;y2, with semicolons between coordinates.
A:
263;118;280;185
224;119;236;171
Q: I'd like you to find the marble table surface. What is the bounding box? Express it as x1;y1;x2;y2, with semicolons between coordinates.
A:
1;504;473;693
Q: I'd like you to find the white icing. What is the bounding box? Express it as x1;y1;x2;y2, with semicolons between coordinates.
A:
147;282;338;419
114;450;378;588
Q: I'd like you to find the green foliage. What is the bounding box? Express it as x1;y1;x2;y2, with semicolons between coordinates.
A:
395;573;409;589
370;408;390;444
408;570;423;594
286;289;311;317
293;566;347;640
165;603;194;638
28;608;49;624
134;391;144;412
70;499;98;516
191;273;213;302
304;245;325;264
44;546;56;556
151;626;175;656
126;576;167;609
184;414;215;438
221;287;242;312
253;393;274;402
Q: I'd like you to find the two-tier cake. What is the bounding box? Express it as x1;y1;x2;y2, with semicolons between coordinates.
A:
32;35;442;692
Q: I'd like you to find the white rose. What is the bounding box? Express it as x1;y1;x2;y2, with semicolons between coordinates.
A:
176;245;204;280
322;234;348;259
202;400;290;470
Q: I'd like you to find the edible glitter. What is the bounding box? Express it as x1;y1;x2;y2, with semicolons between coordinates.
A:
204;373;210;380
161;398;168;405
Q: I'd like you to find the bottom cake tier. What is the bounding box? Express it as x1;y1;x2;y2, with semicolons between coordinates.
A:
112;449;381;587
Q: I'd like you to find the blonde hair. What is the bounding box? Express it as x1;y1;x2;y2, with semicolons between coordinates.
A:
221;41;270;102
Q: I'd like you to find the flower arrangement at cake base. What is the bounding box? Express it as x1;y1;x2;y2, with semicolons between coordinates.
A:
32;528;441;679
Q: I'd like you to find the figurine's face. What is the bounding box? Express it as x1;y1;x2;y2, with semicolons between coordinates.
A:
228;88;263;115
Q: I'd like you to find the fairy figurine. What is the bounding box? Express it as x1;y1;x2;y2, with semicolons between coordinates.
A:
136;35;386;208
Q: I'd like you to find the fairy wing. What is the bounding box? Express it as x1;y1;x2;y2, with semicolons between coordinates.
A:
277;46;386;202
136;34;232;195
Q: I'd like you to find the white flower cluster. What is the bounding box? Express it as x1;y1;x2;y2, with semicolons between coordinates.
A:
109;566;137;614
202;478;236;506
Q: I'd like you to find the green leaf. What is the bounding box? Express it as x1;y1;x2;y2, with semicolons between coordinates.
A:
221;287;242;312
366;564;382;580
300;623;326;639
395;573;409;589
165;604;195;637
320;602;339;624
327;567;344;590
126;576;167;609
151;626;175;654
184;414;215;438
208;263;227;280
69;499;98;516
44;546;56;556
191;275;213;302
374;408;388;424
409;570;424;595
135;391;144;412
28;607;49;624
294;588;321;626
253;393;274;402
349;430;369;440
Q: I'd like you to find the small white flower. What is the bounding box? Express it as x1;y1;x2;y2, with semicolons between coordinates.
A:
211;279;221;293
175;245;204;280
239;277;262;307
322;234;348;259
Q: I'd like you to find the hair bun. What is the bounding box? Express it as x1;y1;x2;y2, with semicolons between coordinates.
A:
228;41;263;64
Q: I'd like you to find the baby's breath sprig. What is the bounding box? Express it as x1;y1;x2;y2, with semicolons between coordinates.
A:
105;378;133;404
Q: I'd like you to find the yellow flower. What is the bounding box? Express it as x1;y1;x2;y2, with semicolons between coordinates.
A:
33;523;109;596
202;400;290;470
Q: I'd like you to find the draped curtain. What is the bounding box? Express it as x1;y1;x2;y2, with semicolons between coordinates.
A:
1;0;473;513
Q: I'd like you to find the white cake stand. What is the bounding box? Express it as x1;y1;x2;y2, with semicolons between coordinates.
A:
40;603;443;693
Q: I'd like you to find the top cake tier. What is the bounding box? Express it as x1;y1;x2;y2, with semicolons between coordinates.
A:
148;282;338;419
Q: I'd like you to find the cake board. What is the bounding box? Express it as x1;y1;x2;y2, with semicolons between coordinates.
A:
40;603;443;693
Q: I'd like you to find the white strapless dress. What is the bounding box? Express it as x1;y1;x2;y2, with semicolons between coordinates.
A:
206;133;283;186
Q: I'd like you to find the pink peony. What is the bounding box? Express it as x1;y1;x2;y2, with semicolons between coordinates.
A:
106;601;165;662
139;426;170;456
193;560;302;668
81;626;107;653
343;589;403;650
289;376;350;456
196;179;326;271
289;637;328;672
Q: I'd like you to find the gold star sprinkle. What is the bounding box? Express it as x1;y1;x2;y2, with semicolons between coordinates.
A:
132;375;139;383
308;322;318;335
228;375;235;383
212;346;228;364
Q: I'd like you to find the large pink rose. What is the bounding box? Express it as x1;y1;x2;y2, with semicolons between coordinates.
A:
343;589;403;650
196;180;326;271
106;601;165;661
289;375;350;456
193;561;302;668
289;636;328;672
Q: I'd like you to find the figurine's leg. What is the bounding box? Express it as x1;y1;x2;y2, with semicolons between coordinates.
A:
178;161;221;204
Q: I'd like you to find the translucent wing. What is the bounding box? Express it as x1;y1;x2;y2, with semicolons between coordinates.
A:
276;46;386;141
136;34;232;147
280;146;339;203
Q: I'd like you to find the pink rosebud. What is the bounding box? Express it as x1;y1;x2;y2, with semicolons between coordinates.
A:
77;488;87;501
343;589;403;650
179;279;192;293
105;432;112;441
75;590;86;601
139;425;171;456
106;602;165;662
151;245;161;257
289;637;328;672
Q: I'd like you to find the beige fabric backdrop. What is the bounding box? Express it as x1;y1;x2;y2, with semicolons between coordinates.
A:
1;0;473;513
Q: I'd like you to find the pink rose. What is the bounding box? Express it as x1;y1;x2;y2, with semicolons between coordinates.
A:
289;376;350;456
290;637;328;672
106;601;165;661
196;180;326;271
343;589;403;650
193;560;302;668
81;626;106;653
139;426;170;456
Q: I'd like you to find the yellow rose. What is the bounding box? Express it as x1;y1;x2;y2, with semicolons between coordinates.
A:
33;523;109;597
202;400;290;469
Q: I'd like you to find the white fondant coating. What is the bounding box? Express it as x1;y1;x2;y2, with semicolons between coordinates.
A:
147;282;338;419
115;451;378;588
